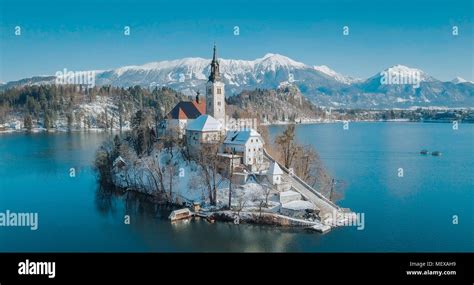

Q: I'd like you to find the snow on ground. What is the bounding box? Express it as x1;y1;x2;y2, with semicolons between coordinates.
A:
109;145;331;229
111;147;323;220
112;149;285;212
113;149;212;203
217;182;280;211
281;200;315;211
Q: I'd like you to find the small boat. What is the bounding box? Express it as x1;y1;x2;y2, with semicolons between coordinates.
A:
169;208;193;221
420;149;428;155
206;216;216;223
431;151;442;156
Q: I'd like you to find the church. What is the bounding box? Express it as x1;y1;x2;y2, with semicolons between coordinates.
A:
184;45;227;155
165;45;225;137
167;45;265;173
205;44;226;122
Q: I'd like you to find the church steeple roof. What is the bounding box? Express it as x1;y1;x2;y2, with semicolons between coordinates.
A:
208;44;221;83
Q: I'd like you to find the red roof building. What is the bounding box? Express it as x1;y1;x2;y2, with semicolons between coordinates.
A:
167;93;206;119
165;93;206;137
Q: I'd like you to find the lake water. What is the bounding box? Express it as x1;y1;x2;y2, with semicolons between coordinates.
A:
0;122;473;252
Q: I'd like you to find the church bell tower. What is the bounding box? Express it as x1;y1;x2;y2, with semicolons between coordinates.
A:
206;44;225;122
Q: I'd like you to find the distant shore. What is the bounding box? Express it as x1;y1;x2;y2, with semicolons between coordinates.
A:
262;118;414;126
2;118;470;135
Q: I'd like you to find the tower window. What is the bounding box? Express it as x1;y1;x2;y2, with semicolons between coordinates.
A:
217;101;221;106
217;88;221;95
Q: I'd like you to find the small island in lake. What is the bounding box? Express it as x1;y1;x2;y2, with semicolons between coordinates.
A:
94;46;352;233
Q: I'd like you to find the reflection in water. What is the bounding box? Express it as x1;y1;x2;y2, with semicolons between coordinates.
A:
94;184;303;252
95;184;119;216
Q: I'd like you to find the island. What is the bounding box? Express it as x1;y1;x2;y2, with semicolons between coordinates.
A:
94;46;353;233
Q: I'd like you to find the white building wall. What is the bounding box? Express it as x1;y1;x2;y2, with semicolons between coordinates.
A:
243;136;264;166
206;81;225;122
186;130;222;157
271;174;282;185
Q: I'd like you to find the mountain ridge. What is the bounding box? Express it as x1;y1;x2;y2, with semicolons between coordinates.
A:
2;54;473;108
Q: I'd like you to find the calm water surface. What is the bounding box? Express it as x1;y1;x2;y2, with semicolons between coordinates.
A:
0;122;472;252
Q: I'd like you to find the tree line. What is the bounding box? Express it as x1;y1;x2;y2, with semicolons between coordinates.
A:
0;84;185;130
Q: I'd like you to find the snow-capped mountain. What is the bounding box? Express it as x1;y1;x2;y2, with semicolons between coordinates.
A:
94;53;341;96
383;64;436;82
451;77;473;84
361;65;436;89
314;65;361;84
342;64;473;108
2;56;473;108
97;58;473;107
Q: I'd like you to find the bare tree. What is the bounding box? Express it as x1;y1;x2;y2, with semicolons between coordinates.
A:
164;160;178;202
257;123;276;156
274;124;340;201
293;145;321;185
143;154;165;195
188;173;202;197
195;142;223;206
234;196;247;217
161;124;182;157
275;124;300;168
257;200;265;220
227;151;235;209
262;184;272;207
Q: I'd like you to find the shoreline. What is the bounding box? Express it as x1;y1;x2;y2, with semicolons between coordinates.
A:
1;119;466;135
106;185;333;233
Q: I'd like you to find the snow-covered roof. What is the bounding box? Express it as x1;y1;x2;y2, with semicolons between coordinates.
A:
267;161;283;176
281;200;316;211
224;129;262;145
217;153;243;158
280;190;300;198
186;115;222;132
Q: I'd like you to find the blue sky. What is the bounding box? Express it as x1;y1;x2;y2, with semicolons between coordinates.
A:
0;0;472;82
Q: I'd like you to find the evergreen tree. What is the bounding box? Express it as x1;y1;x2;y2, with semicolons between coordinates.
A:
66;113;74;131
112;134;121;159
44;112;52;129
23;115;33;131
